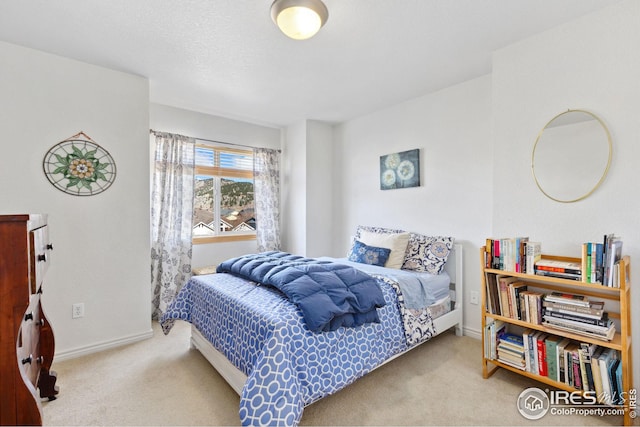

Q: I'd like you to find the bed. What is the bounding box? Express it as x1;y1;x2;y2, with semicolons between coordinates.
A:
160;227;463;426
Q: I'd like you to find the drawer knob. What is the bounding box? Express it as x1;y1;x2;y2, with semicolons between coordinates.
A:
37;356;44;364
24;312;34;321
37;254;47;262
46;243;54;250
22;355;33;365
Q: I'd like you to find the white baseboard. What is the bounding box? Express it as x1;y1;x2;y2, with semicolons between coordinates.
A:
54;328;154;362
463;326;482;340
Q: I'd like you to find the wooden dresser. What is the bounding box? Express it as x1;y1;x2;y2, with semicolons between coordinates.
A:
0;214;58;426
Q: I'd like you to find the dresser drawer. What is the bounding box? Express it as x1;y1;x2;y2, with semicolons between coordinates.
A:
30;225;51;294
17;294;42;388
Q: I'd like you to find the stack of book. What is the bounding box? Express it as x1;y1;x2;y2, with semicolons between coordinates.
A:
542;292;615;341
483;319;506;360
534;259;581;281
518;330;623;403
497;332;526;370
582;234;623;286
485;237;530;272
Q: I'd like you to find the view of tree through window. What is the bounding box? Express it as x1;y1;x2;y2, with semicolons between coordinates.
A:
193;145;255;239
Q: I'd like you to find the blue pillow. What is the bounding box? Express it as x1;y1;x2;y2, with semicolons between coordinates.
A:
348;240;391;267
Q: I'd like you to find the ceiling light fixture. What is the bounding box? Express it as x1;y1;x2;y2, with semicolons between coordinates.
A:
270;0;329;40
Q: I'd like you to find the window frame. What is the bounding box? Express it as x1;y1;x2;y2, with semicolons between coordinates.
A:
193;143;256;245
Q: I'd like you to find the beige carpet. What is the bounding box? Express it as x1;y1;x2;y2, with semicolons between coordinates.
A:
43;321;624;426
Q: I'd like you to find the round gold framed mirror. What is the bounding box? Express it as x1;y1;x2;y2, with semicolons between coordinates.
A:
531;109;612;203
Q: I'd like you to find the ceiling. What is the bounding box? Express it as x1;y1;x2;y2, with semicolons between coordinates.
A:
0;0;620;128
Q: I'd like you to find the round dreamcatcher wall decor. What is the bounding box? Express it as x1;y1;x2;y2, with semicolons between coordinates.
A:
42;131;117;196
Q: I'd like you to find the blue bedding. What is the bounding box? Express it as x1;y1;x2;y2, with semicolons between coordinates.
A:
160;272;407;426
216;252;386;332
324;257;451;309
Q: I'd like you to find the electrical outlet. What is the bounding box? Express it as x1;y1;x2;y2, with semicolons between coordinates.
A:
72;303;85;319
470;291;479;305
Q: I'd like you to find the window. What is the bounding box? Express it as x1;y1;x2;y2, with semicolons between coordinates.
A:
193;144;256;243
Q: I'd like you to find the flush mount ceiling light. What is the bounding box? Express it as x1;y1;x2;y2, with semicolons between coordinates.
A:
270;0;329;40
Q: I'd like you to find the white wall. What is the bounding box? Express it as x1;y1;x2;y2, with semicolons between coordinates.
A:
149;103;282;267
333;75;494;337
491;0;640;390
281;120;334;257
281;121;307;255
0;41;151;359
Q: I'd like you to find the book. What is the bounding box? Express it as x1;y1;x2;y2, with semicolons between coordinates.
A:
542;300;605;318
582;243;589;283
525;241;541;275
497;333;526;370
609;359;621;404
571;345;582;389
543;310;609;327
563;342;579;387
484;272;500;315
606;239;623;287
545;291;590;307
522;329;533;373
485;239;494;269
598;348;617;404
542;315;613;334
536;333;548;377
534;270;581;280
603;235;623;287
535;259;582;275
499;333;524;350
614;359;623;405
556;338;572;383
508;281;528;320
529;331;542;375
493;239;501;270
525;291;544;324
591;346;605;402
516;237;529;273
497;275;519;317
593;243;603;283
484;319;506;360
579;343;596;392
542;319;616;341
545;336;562;381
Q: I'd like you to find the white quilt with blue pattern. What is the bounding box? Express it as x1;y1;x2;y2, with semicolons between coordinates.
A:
160;269;431;426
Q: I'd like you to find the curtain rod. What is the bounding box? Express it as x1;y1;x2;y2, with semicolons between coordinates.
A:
150;129;280;152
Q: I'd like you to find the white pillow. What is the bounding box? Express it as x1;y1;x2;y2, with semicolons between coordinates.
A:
358;230;410;269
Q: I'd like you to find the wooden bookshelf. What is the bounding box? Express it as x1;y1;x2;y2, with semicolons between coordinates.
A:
480;247;633;426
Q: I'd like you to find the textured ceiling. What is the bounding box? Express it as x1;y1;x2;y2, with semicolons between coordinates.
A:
0;0;620;127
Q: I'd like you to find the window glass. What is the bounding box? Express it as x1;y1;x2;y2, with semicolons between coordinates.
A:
193;145;255;240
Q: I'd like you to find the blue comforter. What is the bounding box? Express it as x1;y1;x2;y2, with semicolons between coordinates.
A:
160;272;407;426
216;251;386;332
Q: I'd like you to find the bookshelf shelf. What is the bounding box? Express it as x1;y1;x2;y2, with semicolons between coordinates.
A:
480;247;633;426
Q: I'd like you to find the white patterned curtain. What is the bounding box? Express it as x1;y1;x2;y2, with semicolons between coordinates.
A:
150;132;195;320
253;148;281;252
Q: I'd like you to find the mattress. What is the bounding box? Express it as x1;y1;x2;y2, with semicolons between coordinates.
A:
427;295;452;320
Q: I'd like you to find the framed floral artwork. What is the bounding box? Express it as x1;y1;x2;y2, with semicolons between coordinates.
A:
380;148;420;190
42;131;117;196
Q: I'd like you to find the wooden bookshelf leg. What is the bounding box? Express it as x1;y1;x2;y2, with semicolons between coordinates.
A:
482;360;500;379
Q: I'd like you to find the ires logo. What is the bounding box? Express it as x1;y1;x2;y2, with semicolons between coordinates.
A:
517;387;633;420
517;388;550;420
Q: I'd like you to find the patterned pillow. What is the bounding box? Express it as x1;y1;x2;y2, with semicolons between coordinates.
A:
347;240;391;267
402;234;454;274
358;230;410;269
354;225;405;240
